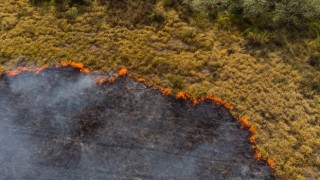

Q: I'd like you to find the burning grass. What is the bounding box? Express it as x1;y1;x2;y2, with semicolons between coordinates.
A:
4;62;90;77
3;65;277;175
0;65;275;179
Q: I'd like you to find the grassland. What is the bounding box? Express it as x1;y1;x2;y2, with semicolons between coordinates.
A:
0;0;319;179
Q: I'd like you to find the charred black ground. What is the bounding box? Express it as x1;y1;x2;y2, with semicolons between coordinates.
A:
0;67;274;179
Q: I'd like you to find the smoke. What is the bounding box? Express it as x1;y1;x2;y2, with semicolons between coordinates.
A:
0;67;274;179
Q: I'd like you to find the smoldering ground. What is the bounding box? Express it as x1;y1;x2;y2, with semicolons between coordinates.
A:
0;67;274;179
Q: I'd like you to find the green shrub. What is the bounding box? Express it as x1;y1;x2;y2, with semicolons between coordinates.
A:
30;0;92;6
72;0;92;5
314;37;320;50
29;0;49;5
149;10;166;23
244;27;274;45
216;15;232;29
184;0;320;28
176;27;196;44
308;22;320;37
66;7;78;19
273;1;320;27
167;74;184;89
163;0;175;7
309;54;320;70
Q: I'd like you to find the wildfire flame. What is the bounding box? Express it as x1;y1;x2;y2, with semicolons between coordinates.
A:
60;61;89;74
193;99;199;106
117;68;128;76
254;151;262;160
60;61;72;67
6;67;32;77
206;96;233;110
160;88;172;96
95;78;106;86
137;78;146;83
80;68;90;74
4;61;91;78
238;116;263;162
176;91;188;100
239;117;250;129
267;158;275;169
249;125;256;134
35;65;49;74
249;135;256;143
70;62;84;69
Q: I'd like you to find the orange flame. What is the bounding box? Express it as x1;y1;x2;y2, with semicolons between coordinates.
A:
205;96;233;110
80;68;90;74
249;125;256;134
117;68;128;76
213;97;222;105
249;135;256;143
35;65;49;74
60;61;89;75
267;158;275;169
161;88;172;96
60;61;84;69
193;99;199;106
97;78;106;86
70;62;84;69
239;116;250;128
254;151;262;160
176;91;188;100
60;61;72;67
223;102;233;110
138;78;146;83
7;67;32;77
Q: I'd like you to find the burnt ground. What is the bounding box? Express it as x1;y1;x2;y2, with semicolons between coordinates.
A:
0;67;274;180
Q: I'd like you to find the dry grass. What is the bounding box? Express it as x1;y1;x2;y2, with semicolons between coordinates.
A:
0;0;319;179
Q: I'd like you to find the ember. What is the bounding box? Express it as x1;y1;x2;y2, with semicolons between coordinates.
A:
96;78;106;86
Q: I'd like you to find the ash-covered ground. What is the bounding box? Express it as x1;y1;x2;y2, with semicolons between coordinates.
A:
0;67;274;180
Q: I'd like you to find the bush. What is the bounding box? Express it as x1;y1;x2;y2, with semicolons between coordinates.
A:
167;74;184;89
177;27;196;44
66;7;78;19
273;1;320;26
30;0;92;6
29;0;49;5
244;27;274;45
149;10;166;23
216;15;232;29
184;0;320;28
309;54;320;70
163;0;175;7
